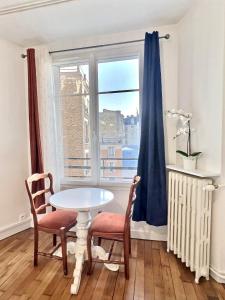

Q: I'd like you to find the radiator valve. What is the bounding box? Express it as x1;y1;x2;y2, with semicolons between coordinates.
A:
204;184;225;191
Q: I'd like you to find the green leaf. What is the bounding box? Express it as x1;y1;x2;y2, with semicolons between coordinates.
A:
190;152;202;157
176;150;188;157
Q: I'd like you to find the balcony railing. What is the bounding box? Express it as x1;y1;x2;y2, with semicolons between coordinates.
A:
64;157;138;179
100;137;123;144
64;157;138;170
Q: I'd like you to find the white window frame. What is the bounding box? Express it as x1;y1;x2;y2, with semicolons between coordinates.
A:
53;44;144;187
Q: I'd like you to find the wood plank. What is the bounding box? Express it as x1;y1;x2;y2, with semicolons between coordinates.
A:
90;267;111;299
177;258;195;283
155;286;165;300
0;239;22;259
113;267;126;300
0;262;33;300
134;240;145;300
48;275;71;299
161;266;175;300
63;262;91;300
183;282;197;300
196;280;219;300
152;248;165;300
23;280;43;299
57;278;74;300
30;261;62;299
112;241;126;299
38;295;51;300
123;257;136;300
80;263;103;300
151;241;163;250
0;253;31;290
123;240;138;300
168;252;186;300
144;240;154;300
131;238;138;258
160;242;170;267
43;264;66;296
5;296;21;300
193;282;210;300
14;264;46;296
211;278;225;300
90;240;114;299
103;242;121;299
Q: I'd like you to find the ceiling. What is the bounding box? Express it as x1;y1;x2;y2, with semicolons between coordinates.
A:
0;0;193;47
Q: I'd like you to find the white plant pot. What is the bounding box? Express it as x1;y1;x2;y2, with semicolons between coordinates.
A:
183;157;197;171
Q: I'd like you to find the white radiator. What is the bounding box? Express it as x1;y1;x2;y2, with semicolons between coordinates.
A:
167;171;213;283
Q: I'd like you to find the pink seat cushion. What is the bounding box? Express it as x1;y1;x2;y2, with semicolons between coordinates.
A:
90;212;125;234
38;210;77;230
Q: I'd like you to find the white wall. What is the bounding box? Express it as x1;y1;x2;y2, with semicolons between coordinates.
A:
177;0;225;282
48;24;178;241
0;39;30;239
177;0;225;173
210;10;225;281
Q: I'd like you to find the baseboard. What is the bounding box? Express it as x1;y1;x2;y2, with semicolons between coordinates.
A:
131;228;167;241
0;217;32;240
210;266;225;283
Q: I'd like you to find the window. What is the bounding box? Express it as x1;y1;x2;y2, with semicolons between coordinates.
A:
109;162;115;173
98;59;140;181
54;49;141;184
108;146;115;157
84;120;89;144
59;64;92;179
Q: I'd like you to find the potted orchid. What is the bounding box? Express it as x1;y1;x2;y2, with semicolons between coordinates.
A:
166;109;202;170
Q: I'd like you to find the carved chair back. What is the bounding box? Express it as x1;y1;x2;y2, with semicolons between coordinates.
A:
25;173;54;227
124;175;140;232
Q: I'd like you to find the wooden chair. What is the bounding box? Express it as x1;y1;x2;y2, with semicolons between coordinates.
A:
25;172;77;275
87;175;140;279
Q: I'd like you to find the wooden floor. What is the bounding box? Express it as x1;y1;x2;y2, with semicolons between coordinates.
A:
0;229;225;300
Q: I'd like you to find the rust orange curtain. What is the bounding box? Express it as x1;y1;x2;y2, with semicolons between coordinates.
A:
27;48;45;212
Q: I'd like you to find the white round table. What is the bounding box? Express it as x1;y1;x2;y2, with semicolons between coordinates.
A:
49;188;118;295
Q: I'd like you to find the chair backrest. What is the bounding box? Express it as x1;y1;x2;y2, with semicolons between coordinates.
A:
25;173;54;225
124;175;140;230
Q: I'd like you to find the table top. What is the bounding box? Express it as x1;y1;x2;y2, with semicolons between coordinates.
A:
49;187;114;211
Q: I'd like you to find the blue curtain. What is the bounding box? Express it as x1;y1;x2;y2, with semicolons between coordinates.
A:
133;31;167;226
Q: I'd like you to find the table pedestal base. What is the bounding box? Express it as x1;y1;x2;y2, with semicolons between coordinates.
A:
54;210;119;295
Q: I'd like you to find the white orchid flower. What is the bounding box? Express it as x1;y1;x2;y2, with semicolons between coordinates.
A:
166;108;200;158
165;109;192;121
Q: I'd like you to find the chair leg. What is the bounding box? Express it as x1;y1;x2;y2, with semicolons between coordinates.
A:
53;234;57;246
60;231;67;275
128;227;131;255
124;237;130;280
87;233;93;275
97;237;102;246
34;229;39;267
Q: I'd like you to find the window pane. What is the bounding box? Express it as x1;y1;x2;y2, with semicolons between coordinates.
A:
60;64;92;179
99;92;140;181
60;64;89;96
98;59;139;92
60;93;92;178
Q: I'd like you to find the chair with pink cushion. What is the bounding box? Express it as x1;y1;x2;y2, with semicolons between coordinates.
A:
25;172;77;275
87;175;140;279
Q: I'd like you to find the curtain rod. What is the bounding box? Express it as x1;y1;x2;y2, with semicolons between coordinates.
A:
21;33;170;58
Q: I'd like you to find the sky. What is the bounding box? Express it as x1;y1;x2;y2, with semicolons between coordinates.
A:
80;58;140;116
